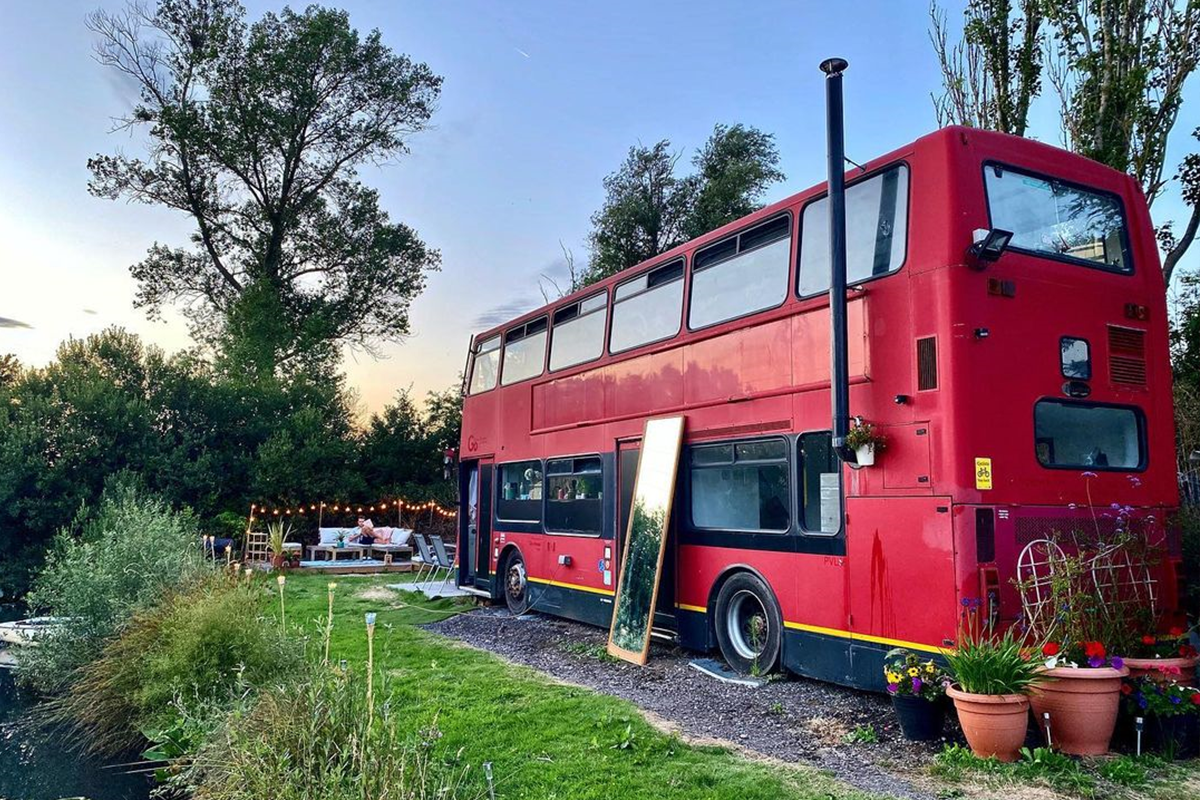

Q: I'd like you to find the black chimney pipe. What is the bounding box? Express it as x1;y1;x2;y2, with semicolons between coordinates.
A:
820;57;855;464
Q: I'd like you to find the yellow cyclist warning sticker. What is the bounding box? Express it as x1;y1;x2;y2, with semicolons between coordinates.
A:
975;458;993;490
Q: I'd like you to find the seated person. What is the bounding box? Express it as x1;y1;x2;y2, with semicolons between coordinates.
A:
352;517;377;545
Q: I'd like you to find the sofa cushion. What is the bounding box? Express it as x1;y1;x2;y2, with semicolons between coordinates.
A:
389;528;413;546
318;527;354;545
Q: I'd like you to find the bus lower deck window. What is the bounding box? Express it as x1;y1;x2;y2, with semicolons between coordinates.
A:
799;432;841;534
497;460;543;522
1034;400;1144;470
546;456;603;534
689;439;789;532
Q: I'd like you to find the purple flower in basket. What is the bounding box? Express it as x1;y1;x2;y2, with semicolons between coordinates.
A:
1171;695;1183;705
887;683;899;694
911;677;923;694
1111;656;1124;671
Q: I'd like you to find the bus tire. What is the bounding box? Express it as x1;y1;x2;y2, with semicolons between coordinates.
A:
714;572;782;675
503;549;530;616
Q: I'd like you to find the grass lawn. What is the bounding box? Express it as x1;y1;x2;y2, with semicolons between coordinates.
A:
280;573;874;800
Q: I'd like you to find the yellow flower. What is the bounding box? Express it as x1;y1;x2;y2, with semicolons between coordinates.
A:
886;671;901;683
907;667;919;677
925;663;936;674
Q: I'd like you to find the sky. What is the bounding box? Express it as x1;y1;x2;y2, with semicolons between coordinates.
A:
1;0;1198;416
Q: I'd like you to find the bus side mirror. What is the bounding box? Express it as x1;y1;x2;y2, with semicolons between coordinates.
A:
968;228;1013;269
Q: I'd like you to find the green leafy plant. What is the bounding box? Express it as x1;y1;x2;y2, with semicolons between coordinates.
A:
842;724;878;744
19;484;206;693
1123;676;1200;717
267;520;292;558
944;601;1040;695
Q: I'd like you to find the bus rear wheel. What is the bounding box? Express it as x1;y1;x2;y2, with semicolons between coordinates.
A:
714;572;782;675
503;550;530;615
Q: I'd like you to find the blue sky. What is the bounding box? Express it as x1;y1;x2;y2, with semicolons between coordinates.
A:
1;1;1197;414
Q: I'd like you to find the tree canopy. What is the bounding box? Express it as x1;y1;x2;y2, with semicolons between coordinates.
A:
930;0;1200;288
583;124;784;287
86;0;443;373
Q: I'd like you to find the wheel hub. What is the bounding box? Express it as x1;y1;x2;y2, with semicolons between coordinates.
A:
726;589;768;661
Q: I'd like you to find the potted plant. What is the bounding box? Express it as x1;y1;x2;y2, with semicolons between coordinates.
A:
1123;677;1200;759
944;600;1041;762
1124;626;1199;684
335;529;348;549
267;521;292;570
1030;639;1129;756
845;418;886;466
884;648;949;741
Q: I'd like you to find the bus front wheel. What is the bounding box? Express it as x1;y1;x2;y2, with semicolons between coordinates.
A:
503;550;530;615
714;572;782;675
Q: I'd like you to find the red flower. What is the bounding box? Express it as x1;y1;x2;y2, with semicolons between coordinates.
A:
1192;693;1200;706
1042;642;1061;657
1181;644;1198;659
1141;635;1157;646
1121;684;1133;695
1169;626;1185;637
1083;641;1107;659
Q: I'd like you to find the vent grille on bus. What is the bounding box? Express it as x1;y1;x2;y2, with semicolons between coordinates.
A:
916;337;938;390
1108;326;1147;386
1014;516;1151;547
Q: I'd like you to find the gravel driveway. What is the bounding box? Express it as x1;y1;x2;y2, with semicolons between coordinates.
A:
426;606;955;799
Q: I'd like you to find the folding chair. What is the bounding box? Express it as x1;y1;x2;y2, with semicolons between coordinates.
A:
429;534;459;594
412;534;437;585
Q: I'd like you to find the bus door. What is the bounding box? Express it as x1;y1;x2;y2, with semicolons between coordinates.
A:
460;457;493;590
615;439;677;629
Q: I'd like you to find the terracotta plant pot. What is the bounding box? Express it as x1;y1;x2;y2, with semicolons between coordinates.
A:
271;553;285;570
947;686;1030;761
1124;656;1198;684
1030;665;1128;756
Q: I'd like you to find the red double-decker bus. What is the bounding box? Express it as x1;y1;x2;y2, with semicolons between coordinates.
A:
455;107;1179;688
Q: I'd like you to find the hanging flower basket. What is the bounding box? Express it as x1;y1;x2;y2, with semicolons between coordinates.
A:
845;418;886;467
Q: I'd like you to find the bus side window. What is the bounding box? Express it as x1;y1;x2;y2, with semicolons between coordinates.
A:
799;432;841;534
497;460;543;522
468;335;501;394
689;439;790;532
545;456;603;534
798;164;909;297
609;259;685;353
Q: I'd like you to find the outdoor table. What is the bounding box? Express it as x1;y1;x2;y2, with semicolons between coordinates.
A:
306;543;367;562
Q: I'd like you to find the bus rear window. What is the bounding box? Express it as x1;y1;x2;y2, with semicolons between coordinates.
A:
985;165;1131;272
1034;400;1144;470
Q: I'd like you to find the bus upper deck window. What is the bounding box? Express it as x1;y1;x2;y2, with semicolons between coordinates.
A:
468;335;501;394
798;164;909;297
985;164;1131;272
501;317;548;386
690;215;791;329
610;259;684;353
550;292;608;371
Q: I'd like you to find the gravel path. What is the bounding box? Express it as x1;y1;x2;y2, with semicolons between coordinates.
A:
426;607;955;800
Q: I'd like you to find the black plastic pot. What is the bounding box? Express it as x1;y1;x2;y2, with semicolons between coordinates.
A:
892;694;946;741
1147;713;1199;760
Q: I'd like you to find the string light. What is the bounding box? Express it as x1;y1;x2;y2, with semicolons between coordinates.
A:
249;497;458;519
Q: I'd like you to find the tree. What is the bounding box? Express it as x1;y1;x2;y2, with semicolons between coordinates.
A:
1045;1;1200;285
684;124;785;240
584;124;784;285
0;354;19;387
930;0;1200;290
86;0;442;373
930;0;1045;135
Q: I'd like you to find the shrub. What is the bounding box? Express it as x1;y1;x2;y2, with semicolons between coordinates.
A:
944;601;1040;696
20;484;206;692
185;669;479;800
45;575;303;755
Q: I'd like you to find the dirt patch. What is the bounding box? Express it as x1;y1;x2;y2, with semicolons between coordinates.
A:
356;586;400;604
426;606;957;800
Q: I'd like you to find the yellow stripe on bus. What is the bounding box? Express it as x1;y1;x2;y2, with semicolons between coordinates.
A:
783;620;944;654
527;576;615;596
536;581;943;654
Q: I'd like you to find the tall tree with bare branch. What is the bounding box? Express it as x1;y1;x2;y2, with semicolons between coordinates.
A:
929;0;1046;135
86;0;442;373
